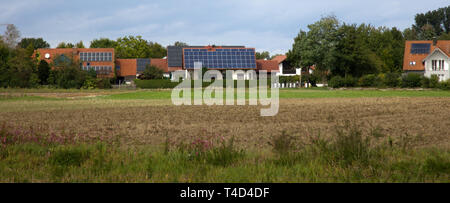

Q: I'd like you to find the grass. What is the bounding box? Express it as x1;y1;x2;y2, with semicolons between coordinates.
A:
0;123;448;183
0;88;448;182
2;88;450;102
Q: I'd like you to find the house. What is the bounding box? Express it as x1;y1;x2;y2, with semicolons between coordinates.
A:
403;40;450;81
35;48;115;78
271;55;301;76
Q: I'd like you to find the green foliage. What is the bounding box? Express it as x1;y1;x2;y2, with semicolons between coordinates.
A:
82;77;96;90
413;6;450;37
115;35;167;59
173;41;188;47
75;41;85;48
49;147;91;167
401;73;422;88
96;78;112;89
279;76;299;84
359;74;383;87
343;76;357;87
438;80;450;90
56;42;74;48
47;55;87;89
329;76;345;88
384;72;401;87
18;38;50;49
135;79;180;89
140;65;164;80
37;60;50;85
289;15;339;74
255;51;270;60
89;38;118;48
6;48;39;88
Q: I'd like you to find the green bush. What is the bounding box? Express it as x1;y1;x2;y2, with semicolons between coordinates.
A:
438;79;450;90
429;75;440;88
401;73;422;88
329;76;345;88
49;147;91;167
359;74;377;87
384;72;400;87
135;79;180;89
96;78;112;89
343;76;357;87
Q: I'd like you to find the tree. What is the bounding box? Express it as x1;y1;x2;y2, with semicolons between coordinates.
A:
18;38;50;49
174;41;188;47
140;65;164;80
418;24;437;40
148;42;167;58
7;48;39;88
90;38;117;48
289;15;340;82
37;60;50;85
255;51;270;60
2;24;20;48
56;42;75;48
413;6;450;37
48;54;87;89
115;35;151;58
75;41;85;48
0;39;10;87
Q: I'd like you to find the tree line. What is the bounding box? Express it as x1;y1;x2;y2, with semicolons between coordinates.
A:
286;6;450;85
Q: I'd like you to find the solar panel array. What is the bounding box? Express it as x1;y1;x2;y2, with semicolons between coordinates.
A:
410;43;431;54
81;66;113;74
80;52;112;62
137;58;151;72
183;48;256;69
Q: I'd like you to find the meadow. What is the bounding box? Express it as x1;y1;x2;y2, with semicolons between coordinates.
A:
0;88;449;182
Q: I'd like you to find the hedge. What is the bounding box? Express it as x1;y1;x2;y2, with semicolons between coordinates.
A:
134;79;273;89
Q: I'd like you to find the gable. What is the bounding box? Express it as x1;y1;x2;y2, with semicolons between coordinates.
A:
422;48;450;62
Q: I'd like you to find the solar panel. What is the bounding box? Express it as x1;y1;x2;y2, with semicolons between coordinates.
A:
411;43;431;54
183;48;256;69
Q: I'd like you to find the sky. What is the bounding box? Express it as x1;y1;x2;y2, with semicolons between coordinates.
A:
0;0;448;55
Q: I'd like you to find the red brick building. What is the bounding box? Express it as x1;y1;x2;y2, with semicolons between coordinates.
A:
36;48;115;78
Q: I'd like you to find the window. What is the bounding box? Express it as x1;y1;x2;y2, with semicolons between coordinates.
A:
432;60;445;71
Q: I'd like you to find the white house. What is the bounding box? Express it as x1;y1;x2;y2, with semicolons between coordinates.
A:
403;40;450;81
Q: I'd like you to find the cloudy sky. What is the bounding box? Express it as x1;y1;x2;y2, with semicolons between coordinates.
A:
0;0;448;54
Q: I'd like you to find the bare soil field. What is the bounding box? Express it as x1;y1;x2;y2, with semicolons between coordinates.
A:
1;97;449;150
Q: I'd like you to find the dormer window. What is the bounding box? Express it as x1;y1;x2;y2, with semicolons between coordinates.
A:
409;61;416;66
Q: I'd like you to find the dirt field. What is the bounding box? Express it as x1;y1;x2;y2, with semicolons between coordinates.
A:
1;96;449;150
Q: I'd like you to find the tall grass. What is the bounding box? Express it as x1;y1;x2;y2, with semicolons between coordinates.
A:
0;122;448;182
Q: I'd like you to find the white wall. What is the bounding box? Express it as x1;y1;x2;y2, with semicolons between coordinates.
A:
424;50;449;81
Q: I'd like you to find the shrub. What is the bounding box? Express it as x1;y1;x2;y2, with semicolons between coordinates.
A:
384;72;400;87
343;76;357;87
49;147;91;167
359;74;377;87
269;131;297;156
328;76;345;88
438;79;450;90
96;78;112;89
429;75;440;88
421;76;430;88
401;73;422;88
140;65;164;80
135;79;180;89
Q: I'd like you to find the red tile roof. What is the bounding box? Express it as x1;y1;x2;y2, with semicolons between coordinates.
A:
256;60;279;72
272;55;287;64
150;58;168;73
403;40;450;71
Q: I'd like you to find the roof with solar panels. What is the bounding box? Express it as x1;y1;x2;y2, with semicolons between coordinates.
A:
167;45;257;70
403;40;450;71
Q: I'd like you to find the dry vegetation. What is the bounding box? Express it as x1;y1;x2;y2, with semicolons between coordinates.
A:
1;96;449;150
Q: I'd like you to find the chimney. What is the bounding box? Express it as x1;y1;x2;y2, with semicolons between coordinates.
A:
433;37;437;46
